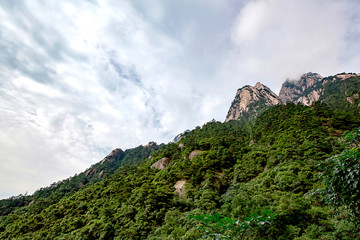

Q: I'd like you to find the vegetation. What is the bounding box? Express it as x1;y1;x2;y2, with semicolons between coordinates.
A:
0;143;159;217
189;211;276;239
319;128;360;223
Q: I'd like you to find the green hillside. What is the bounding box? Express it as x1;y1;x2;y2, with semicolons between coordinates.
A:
0;143;160;217
1;100;359;239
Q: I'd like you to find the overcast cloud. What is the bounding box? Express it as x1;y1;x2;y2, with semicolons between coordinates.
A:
0;0;359;199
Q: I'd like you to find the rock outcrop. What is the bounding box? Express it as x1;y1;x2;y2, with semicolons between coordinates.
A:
144;141;157;148
225;72;359;121
188;150;203;160
85;168;97;177
279;72;360;106
151;157;171;170
174;180;186;197
225;82;282;122
100;148;125;165
331;73;360;81
172;130;190;143
279;72;323;105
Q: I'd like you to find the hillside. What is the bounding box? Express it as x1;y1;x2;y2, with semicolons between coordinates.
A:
0;73;359;239
0;142;160;217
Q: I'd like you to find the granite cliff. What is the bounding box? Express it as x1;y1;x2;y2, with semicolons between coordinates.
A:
279;72;323;105
226;72;360;121
225;82;282;122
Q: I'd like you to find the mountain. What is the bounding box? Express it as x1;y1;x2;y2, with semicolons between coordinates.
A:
279;72;360;106
226;72;360;121
279;72;323;105
0;72;359;239
225;82;282;122
0;142;160;216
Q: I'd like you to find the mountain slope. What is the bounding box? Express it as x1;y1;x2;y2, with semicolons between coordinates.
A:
1;102;359;239
0;142;160;217
1;72;360;239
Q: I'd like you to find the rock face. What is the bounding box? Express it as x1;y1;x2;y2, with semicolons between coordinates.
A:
225;82;282;122
279;72;360;106
279;72;323;106
226;72;359;121
172;130;190;143
151;157;171;170
85;168;97;177
100;148;125;165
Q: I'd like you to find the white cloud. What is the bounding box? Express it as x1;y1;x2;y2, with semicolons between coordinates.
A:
228;0;360;93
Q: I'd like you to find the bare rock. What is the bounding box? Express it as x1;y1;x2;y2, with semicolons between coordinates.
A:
85;168;97;177
279;72;360;106
100;148;124;165
188;150;203;160
226;82;282;122
144;141;157;148
279;72;323;105
295;89;321;106
334;73;360;81
174;180;186;197
151;157;171;170
172;130;190;143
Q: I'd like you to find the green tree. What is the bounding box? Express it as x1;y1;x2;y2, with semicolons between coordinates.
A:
319;128;360;222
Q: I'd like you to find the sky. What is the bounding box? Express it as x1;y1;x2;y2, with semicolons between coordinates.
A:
0;0;360;199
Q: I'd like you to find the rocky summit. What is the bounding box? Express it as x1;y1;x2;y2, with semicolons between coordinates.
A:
225;82;282;122
279;72;323;105
226;72;360;121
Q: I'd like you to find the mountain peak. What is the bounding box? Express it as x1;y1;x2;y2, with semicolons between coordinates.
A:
279;72;322;105
100;148;124;165
226;72;359;122
255;82;265;90
225;82;282;122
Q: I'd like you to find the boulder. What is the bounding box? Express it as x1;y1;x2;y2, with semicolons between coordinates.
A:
188;150;203;160
174;180;186;197
151;157;170;170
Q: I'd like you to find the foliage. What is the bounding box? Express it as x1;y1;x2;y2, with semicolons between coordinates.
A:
189;211;276;240
319;128;360;222
0;143;159;217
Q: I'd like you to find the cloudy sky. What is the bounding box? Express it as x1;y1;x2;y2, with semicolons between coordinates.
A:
1;0;360;199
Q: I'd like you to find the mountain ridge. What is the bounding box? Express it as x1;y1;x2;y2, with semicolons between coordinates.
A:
225;72;360;122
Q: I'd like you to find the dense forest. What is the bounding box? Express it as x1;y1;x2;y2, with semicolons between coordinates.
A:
0;76;360;239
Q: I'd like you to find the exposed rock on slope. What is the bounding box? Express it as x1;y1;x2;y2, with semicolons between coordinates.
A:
151;157;171;170
279;72;323;105
225;82;282;122
279;72;360;106
172;130;190;143
100;148;125;165
226;72;359;121
188;150;203;160
174;180;186;197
